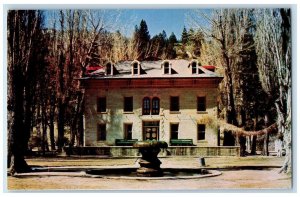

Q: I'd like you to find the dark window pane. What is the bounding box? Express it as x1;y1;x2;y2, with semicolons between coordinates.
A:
97;97;106;112
197;124;205;140
197;97;206;111
106;63;111;75
164;62;169;74
124;97;133;112
170;96;179;111
97;124;106;141
143;97;151;115
192;62;197;74
133;63;139;74
125;124;132;140
152;97;160;115
170;123;179;139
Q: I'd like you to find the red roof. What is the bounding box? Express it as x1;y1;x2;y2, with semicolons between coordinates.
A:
86;65;103;71
202;65;215;69
202;65;215;71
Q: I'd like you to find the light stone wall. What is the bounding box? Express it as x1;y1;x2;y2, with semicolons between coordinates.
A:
84;87;219;147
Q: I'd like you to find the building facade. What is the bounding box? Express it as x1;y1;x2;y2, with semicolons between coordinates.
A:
81;59;223;147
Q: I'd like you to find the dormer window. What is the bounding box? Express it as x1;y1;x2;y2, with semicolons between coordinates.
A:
133;63;138;74
106;62;113;75
162;61;171;74
191;61;198;74
131;60;140;75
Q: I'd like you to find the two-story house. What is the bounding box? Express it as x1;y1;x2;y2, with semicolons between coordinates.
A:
81;59;224;150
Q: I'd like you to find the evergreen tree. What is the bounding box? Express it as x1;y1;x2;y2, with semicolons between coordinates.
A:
133;19;151;60
149;31;167;59
181;26;188;45
166;32;177;59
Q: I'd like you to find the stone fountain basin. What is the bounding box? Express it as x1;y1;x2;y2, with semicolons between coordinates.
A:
18;166;222;180
85;167;221;180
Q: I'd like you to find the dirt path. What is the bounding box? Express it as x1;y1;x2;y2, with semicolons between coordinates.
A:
6;156;292;191
7;168;291;190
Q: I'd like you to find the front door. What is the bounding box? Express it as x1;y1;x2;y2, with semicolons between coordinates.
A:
143;121;159;140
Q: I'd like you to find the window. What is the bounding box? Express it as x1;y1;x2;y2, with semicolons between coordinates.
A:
143;97;151;115
133;62;139;75
97;124;106;141
192;61;197;74
197;124;205;140
170;123;179;139
124;124;133;140
106;62;112;75
142;97;160;115
124;97;133;112
152;97;160;115
197;97;206;111
164;62;170;74
170;96;179;112
97;97;106;112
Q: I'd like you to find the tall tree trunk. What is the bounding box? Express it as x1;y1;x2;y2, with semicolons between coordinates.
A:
262;133;269;156
251;136;257;155
57;98;66;150
7;10;42;174
8;68;30;174
49;94;56;150
251;115;258;155
70;91;84;146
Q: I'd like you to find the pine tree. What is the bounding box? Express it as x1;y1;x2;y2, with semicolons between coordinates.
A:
181;26;188;46
133;19;151;60
166;32;177;59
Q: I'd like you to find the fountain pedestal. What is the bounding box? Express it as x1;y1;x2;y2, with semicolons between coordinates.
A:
133;141;168;177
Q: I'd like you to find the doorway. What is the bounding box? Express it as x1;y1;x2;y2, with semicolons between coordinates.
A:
143;121;160;140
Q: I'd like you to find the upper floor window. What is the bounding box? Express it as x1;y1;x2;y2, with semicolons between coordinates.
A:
152;97;160;115
170;96;179;112
142;97;160;115
97;97;106;113
124;97;133;112
143;97;151;115
191;61;198;74
197;97;206;111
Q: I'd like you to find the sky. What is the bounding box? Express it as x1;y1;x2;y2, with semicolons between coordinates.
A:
44;9;211;40
120;9;191;39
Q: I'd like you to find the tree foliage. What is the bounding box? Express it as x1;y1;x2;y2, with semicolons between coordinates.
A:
254;9;291;173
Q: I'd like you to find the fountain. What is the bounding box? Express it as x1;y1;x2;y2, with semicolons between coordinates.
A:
26;140;222;180
133;140;168;177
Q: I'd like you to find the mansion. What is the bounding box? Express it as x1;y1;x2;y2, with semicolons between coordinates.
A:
81;59;224;148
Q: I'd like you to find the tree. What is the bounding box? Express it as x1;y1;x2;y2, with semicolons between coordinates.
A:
133;20;151;60
148;30;167;59
190;9;272;155
181;26;188;46
166;32;177;59
188;29;204;58
254;9;291;173
7;10;45;173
